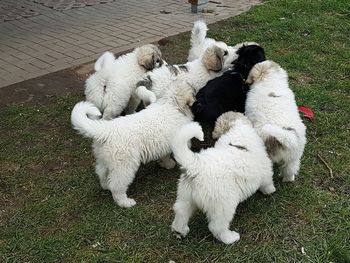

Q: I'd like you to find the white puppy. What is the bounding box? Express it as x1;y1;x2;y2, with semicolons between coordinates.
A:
71;81;195;208
171;112;275;244
187;20;258;62
187;20;216;62
135;43;238;104
245;60;307;182
84;44;163;119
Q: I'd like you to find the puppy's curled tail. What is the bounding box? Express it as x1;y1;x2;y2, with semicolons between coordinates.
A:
171;122;204;170
191;20;208;47
71;101;109;141
135;86;156;104
261;124;299;149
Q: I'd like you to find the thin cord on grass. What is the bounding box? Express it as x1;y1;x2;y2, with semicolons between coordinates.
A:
317;153;334;179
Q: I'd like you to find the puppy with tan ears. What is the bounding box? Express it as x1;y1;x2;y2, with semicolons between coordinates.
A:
171;112;275;244
245;60;307;182
84;44;164;120
134;43;238;104
71;80;195;208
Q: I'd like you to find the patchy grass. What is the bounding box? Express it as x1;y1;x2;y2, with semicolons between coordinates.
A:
1;0;349;262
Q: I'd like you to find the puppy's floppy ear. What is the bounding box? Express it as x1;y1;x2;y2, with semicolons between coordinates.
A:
202;45;225;72
137;44;162;70
246;63;262;84
184;82;196;107
212;112;248;139
94;52;115;71
174;83;196;116
246;60;280;84
152;45;164;67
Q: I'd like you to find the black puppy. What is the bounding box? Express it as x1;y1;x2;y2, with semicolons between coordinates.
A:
191;44;266;126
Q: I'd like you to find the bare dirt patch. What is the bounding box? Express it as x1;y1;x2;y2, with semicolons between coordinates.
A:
0;69;84;108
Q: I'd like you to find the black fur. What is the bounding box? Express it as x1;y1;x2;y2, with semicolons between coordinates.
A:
191;44;266;126
167;65;179;76
178;65;189;72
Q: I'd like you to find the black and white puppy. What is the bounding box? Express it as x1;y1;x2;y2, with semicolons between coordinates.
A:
191;43;266;126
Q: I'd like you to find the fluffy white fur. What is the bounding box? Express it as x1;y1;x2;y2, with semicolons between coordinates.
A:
187;20;215;62
187;20;258;62
171;112;275;244
245;60;307;182
135;43;238;104
71;81;195;208
84;44;163;120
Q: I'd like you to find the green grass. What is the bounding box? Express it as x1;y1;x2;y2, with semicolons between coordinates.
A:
1;0;349;262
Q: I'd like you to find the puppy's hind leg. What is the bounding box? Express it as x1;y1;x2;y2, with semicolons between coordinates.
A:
108;166;138;208
207;203;240;245
95;162;109;190
259;174;276;195
158;154;176;170
125;94;141;114
172;178;196;238
281;158;300;182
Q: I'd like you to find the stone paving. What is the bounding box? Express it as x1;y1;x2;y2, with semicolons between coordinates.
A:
0;1;39;23
33;0;115;11
0;0;260;88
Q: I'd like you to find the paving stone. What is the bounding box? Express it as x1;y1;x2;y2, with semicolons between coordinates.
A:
33;0;116;10
0;2;40;23
35;54;57;63
0;0;261;88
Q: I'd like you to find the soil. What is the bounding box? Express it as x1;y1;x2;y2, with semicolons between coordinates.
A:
0;68;86;108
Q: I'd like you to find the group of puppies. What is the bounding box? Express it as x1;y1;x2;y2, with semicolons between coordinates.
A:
71;20;306;244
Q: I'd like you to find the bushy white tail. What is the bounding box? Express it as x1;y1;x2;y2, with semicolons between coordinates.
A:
171;122;204;170
135;86;156;104
71;101;109;141
190;20;208;47
262;124;299;149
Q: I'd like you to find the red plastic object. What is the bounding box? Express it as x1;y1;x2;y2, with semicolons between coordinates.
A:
298;105;314;122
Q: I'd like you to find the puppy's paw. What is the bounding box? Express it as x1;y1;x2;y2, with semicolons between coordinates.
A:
282;174;295;182
99;181;109;190
174;231;186;239
260;184;276;195
117;198;137;208
218;231;240;245
171;223;190;238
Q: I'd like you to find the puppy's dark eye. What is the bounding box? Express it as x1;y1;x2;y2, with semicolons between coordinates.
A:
224;50;228;56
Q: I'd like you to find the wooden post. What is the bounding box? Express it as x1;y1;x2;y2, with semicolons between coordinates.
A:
189;0;208;13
